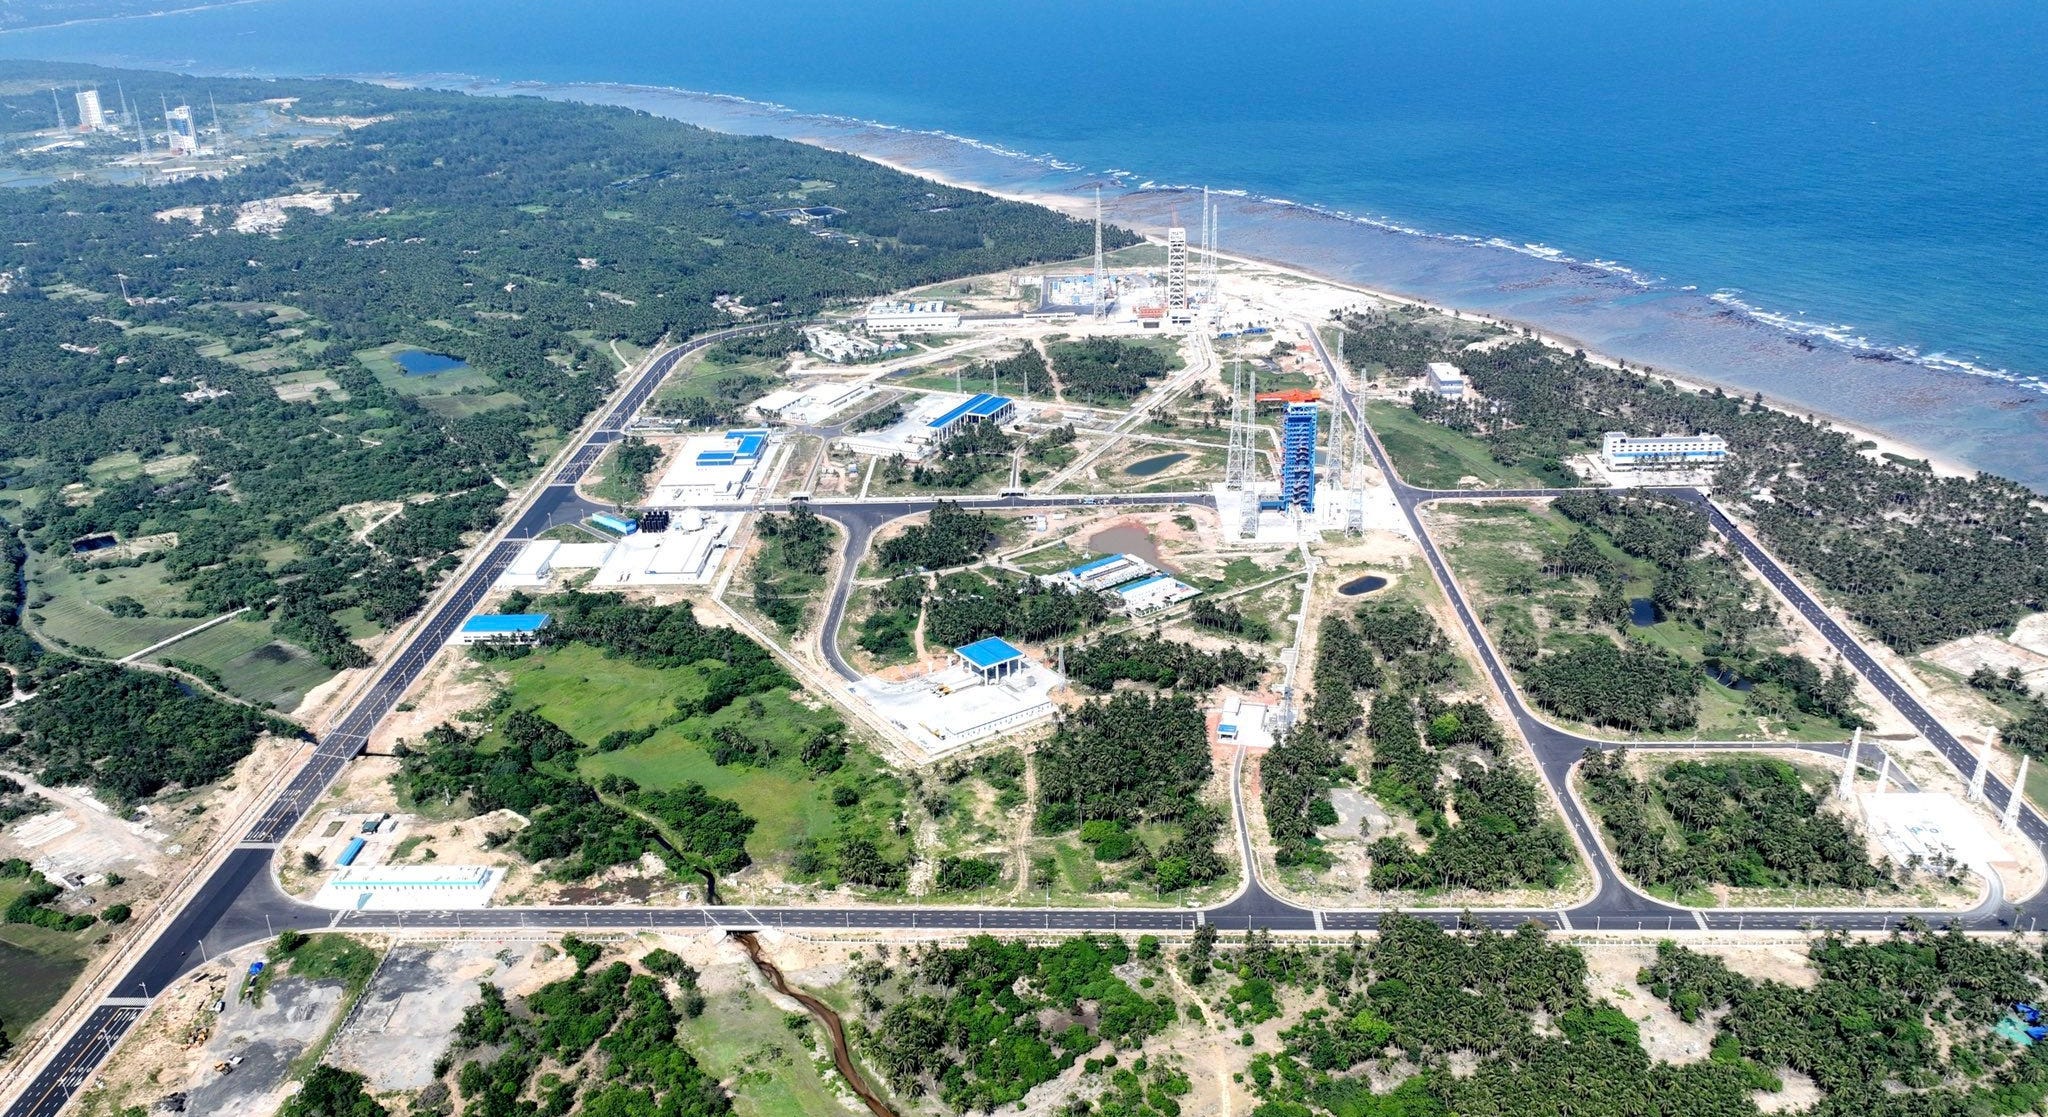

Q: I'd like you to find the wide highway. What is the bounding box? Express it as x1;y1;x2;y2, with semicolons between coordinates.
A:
8;326;2045;1116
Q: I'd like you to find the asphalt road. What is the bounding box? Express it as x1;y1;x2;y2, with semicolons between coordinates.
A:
10;327;2046;1115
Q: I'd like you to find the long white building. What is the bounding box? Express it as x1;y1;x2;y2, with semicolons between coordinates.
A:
863;299;962;333
1600;431;1728;471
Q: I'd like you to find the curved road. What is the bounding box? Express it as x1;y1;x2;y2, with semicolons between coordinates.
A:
9;329;2047;1116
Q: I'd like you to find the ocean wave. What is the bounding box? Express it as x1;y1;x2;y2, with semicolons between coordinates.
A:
444;73;2043;401
1708;291;2043;395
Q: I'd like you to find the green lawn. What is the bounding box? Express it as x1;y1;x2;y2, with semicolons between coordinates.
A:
144;615;335;712
1364;401;1571;489
28;560;210;659
681;978;876;1117
481;645;904;871
0;880;91;1035
354;341;499;398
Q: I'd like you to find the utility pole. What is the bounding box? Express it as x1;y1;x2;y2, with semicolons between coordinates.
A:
2005;756;2030;832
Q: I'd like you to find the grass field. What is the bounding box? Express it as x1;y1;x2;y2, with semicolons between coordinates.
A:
1364;401;1573;489
28;560;209;659
143;615;334;712
481;646;905;872
417;391;524;420
0;880;91;1034
354;342;499;398
682;979;870;1117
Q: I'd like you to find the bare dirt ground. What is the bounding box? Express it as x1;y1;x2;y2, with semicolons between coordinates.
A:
365;651;503;755
328;939;575;1093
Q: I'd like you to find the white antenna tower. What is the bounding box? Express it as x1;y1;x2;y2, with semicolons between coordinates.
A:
1238;347;1260;539
1348;408;1367;533
1091;187;1106;321
209;91;222;137
1196;187;1212;309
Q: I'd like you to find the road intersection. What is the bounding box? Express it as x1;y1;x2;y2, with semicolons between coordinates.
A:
8;326;2045;1116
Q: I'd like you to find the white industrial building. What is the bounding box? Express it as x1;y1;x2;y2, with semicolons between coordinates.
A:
751;380;877;425
649;428;778;505
1113;573;1201;615
838;391;1025;462
1425;362;1467;400
314;864;503;911
850;637;1063;758
497;540;561;588
1600;431;1728;472
75;89;105;132
1050;553;1156;593
863;300;962;333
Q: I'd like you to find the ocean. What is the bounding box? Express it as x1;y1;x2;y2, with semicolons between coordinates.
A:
6;0;2047;486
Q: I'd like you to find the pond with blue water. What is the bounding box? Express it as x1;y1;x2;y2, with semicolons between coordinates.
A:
393;349;468;376
1124;452;1189;478
1628;597;1659;627
1338;575;1388;597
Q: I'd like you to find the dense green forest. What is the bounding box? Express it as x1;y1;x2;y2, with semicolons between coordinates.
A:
0;60;1119;689
1234;915;2048;1117
1354;308;2048;651
1261;597;1570;891
1581;750;1896;895
433;939;731;1117
852;934;1177;1110
1048;337;1180;403
1035;692;1230;894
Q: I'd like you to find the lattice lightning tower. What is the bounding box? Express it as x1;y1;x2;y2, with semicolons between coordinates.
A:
1092;187;1106;321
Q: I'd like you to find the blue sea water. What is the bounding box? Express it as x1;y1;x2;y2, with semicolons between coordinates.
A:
6;0;2047;484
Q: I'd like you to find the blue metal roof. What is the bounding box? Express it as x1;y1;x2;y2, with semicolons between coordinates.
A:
1114;574;1174;596
1068;554;1132;576
696;450;736;466
928;392;1012;429
956;636;1026;669
460;613;551;634
731;433;765;458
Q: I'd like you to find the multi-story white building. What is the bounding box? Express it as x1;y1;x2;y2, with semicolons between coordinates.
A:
863;299;961;333
74;89;104;132
1425;362;1467;400
1601;432;1728;471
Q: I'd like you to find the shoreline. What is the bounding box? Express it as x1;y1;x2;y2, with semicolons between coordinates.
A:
0;0;280;37
841;149;1981;482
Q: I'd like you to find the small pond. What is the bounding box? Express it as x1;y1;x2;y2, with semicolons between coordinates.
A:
1338;575;1389;596
1628;597;1659;627
393;348;467;376
1704;661;1755;691
1086;523;1171;571
1124;452;1189;477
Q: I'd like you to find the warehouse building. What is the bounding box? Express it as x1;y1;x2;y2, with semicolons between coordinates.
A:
1600;431;1728;472
650;428;777;504
450;613;550;646
863;299;962;333
1052;553;1156;592
1113;574;1201;615
497;540;561;588
926;392;1016;442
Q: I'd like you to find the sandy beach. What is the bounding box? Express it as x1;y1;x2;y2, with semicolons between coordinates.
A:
834;146;1979;481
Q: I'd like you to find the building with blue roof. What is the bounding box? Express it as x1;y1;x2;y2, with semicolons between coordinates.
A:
453;612;551;646
954;636;1028;682
1113;573;1201;615
926;392;1016;442
1056;552;1156;592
